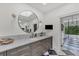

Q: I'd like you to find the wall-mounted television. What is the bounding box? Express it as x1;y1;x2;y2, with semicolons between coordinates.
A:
45;25;53;30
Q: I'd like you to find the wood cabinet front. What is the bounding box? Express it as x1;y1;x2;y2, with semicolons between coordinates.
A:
0;36;52;56
31;37;52;56
0;52;6;56
7;44;31;56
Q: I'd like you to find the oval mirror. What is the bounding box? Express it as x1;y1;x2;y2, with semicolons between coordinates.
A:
18;10;39;33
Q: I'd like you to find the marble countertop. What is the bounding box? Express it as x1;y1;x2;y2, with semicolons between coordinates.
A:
0;34;52;53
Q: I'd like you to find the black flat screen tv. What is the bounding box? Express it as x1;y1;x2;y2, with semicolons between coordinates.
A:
45;25;53;30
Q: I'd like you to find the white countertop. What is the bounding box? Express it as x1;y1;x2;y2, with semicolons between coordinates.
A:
0;35;52;53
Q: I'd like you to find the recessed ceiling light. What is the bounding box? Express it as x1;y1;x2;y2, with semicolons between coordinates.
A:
42;3;47;5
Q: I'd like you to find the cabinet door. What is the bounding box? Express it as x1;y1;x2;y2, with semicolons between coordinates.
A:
31;37;52;56
31;41;45;56
0;52;6;56
40;37;52;50
40;37;52;55
7;44;31;56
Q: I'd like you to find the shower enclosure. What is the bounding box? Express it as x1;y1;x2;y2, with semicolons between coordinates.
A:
61;13;79;55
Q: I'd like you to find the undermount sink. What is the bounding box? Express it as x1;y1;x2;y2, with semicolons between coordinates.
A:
0;38;14;45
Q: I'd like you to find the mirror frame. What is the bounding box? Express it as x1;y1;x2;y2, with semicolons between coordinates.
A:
18;10;40;33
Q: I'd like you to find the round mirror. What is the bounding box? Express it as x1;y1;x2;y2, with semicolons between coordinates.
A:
18;10;39;33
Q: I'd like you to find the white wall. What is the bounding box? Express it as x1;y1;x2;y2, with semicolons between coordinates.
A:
0;3;44;36
45;3;79;52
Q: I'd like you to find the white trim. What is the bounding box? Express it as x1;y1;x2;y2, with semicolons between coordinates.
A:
60;11;79;18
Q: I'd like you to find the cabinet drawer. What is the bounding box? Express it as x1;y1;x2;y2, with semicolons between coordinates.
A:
7;44;31;56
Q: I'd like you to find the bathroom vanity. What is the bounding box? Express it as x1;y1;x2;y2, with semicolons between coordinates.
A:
0;35;52;56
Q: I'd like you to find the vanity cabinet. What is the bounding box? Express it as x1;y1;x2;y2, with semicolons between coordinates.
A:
7;44;31;56
0;36;52;56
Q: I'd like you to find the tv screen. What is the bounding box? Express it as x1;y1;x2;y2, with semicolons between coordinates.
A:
45;25;53;30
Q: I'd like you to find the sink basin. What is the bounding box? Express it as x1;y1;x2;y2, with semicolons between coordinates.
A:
0;38;14;45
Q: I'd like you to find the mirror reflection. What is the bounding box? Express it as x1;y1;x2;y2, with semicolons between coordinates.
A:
18;11;39;33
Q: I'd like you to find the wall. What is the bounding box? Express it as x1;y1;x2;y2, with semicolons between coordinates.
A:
0;3;44;36
45;3;79;52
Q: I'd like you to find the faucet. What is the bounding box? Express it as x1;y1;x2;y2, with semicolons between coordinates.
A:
29;33;37;38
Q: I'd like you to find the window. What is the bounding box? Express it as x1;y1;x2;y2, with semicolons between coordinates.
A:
61;13;79;55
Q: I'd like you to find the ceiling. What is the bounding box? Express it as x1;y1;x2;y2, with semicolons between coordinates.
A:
27;3;68;14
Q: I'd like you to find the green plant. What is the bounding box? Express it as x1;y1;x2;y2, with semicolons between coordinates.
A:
65;26;79;35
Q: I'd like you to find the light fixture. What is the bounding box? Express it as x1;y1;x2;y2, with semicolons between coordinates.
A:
12;13;16;18
42;3;47;5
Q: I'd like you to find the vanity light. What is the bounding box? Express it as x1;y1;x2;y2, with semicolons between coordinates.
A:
12;14;16;18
